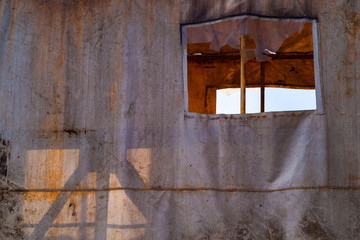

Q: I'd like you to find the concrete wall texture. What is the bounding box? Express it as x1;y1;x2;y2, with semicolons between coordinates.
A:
0;0;360;239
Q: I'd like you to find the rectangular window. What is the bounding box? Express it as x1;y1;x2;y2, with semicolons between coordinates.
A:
182;16;321;115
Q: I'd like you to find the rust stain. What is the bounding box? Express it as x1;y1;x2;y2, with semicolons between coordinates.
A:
73;0;85;50
177;94;182;104
344;86;355;98
342;10;360;63
8;185;360;193
38;128;94;138
24;191;60;204
8;0;17;42
337;72;355;98
346;176;360;181
128;0;133;18
110;82;117;112
144;1;156;48
38;5;67;134
344;76;355;98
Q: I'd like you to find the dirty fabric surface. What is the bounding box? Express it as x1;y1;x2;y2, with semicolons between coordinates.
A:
1;0;360;239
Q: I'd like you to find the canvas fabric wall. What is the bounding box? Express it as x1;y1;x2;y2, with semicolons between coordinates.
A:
0;0;360;239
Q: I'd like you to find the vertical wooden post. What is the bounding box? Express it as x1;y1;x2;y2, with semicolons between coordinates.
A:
260;62;265;113
240;35;246;114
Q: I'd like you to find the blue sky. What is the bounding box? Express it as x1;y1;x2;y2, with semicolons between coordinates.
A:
216;88;316;114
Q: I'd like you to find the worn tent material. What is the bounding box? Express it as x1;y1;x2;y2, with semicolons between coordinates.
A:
0;0;360;239
186;21;314;56
183;16;305;61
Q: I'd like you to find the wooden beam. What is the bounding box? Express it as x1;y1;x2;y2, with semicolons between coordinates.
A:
240;35;246;114
187;53;313;61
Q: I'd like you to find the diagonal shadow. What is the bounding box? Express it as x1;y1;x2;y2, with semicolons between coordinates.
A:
29;166;88;240
28;147;150;240
114;158;150;219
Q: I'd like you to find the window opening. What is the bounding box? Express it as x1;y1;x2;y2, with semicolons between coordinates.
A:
265;88;316;112
216;87;261;114
182;16;319;114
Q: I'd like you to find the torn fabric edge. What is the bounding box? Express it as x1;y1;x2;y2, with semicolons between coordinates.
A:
181;15;316;62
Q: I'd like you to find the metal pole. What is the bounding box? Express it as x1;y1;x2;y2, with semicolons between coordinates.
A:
261;62;265;113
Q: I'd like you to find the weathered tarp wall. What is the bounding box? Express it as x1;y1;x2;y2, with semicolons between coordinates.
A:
0;0;359;239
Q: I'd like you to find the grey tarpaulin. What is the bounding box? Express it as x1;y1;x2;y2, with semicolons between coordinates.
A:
0;0;360;239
